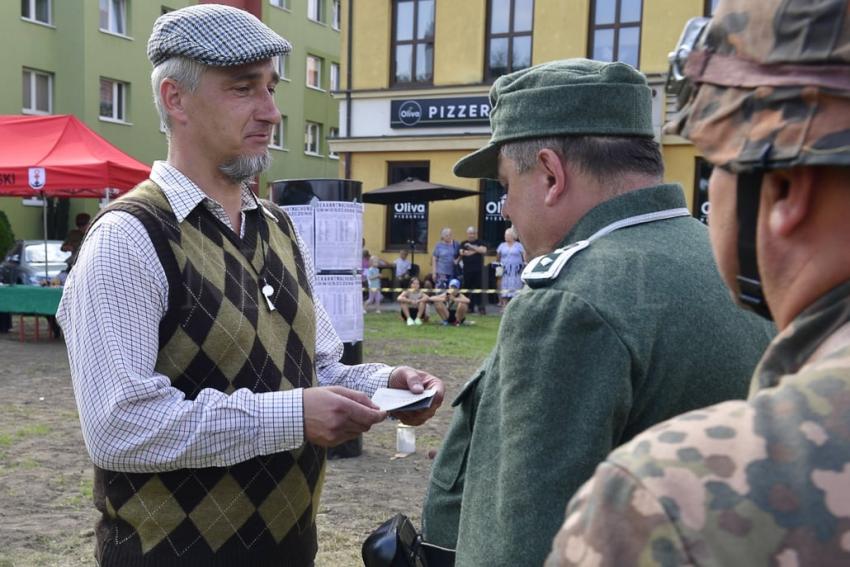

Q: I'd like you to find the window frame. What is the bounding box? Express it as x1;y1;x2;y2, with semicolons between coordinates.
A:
276;54;290;81
269;0;290;10
587;0;643;69
390;0;435;87
484;0;535;82
99;77;129;123
327;126;339;159
384;161;430;252
330;62;340;91
306;55;324;90
270;116;287;150
307;0;324;23
99;0;129;36
304;121;322;156
22;0;52;25
22;68;53;115
331;0;341;30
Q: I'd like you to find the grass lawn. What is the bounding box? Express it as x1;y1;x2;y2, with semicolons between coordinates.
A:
363;310;501;360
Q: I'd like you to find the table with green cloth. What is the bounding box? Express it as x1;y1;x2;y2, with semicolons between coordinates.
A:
0;286;63;339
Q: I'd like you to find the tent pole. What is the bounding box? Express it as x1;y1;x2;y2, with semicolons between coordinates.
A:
42;196;49;281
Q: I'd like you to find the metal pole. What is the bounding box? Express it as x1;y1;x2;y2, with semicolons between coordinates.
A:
42;196;49;281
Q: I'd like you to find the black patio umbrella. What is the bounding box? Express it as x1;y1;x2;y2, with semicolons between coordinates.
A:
362;178;478;273
361;177;478;205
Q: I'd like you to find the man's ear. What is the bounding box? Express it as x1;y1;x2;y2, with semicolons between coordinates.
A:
160;78;188;128
763;168;814;238
537;148;567;206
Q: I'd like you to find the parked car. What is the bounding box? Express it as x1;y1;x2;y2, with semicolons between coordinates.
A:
0;240;71;285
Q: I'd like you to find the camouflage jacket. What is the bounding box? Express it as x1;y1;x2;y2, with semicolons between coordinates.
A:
547;280;850;566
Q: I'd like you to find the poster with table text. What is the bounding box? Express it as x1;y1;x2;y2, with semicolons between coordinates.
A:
314;274;363;343
282;205;315;257
313;202;363;272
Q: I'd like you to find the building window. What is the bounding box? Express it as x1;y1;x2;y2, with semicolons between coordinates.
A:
704;0;719;15
308;0;323;22
330;62;340;91
589;0;642;68
479;180;509;250
331;0;341;30
392;0;435;85
22;68;53;115
486;0;533;80
100;0;128;35
100;78;128;122
305;121;321;155
270;0;289;9
328;127;339;158
270;116;286;149
385;162;430;251
276;55;289;80
307;55;323;89
22;0;52;25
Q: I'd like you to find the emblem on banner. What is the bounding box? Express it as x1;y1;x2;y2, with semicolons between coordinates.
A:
28;167;46;190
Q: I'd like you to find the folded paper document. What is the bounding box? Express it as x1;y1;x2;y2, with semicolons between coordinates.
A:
372;387;436;412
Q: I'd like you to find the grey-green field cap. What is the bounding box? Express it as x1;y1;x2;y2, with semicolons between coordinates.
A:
454;59;655;179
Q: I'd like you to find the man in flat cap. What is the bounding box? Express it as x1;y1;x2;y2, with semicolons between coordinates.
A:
419;58;774;566
547;0;850;565
57;5;443;566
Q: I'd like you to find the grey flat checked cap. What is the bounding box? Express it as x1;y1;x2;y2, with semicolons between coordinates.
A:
147;4;292;67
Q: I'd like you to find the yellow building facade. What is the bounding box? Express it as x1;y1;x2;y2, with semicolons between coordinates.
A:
332;0;716;265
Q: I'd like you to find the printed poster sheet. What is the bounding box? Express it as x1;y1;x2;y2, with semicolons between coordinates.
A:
314;202;363;272
282;205;315;256
315;274;363;343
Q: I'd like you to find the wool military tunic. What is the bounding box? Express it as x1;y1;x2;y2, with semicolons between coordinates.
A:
548;279;850;566
91;182;324;567
421;184;775;567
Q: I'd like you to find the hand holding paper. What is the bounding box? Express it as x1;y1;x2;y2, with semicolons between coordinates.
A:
372;387;436;412
385;366;445;426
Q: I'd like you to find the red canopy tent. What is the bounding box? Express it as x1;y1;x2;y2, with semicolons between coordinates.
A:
0;114;151;279
0;114;150;198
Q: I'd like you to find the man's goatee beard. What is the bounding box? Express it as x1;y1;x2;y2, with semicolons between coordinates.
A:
219;152;271;184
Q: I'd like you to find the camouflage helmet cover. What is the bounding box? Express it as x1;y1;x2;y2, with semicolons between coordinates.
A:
666;0;850;172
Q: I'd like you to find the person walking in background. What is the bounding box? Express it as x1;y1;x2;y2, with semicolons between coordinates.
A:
459;226;488;314
547;1;850;564
364;255;383;313
398;276;428;325
56;6;444;566
496;226;525;307
431;227;459;288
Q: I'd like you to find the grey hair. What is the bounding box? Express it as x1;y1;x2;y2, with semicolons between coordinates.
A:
151;56;206;137
500;135;664;188
440;227;452;238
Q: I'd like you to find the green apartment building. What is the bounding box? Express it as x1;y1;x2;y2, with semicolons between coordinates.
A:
1;0;342;240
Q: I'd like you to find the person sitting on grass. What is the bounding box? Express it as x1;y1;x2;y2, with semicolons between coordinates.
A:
431;279;470;326
398;277;429;326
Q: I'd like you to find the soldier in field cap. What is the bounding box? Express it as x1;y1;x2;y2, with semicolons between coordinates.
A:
547;0;850;565
418;58;774;566
57;4;443;566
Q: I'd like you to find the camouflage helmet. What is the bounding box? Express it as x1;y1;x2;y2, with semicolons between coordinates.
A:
666;0;850;173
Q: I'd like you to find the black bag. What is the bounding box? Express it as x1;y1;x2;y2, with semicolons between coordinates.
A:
362;515;456;567
362;514;426;567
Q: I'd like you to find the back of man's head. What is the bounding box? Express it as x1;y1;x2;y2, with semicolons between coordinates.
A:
453;58;661;188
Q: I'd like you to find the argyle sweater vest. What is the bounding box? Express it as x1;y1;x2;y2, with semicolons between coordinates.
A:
91;181;325;567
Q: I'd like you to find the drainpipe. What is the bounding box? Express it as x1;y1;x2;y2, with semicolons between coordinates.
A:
344;0;354;180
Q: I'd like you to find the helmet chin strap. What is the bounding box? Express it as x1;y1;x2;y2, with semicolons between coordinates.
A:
735;168;773;320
